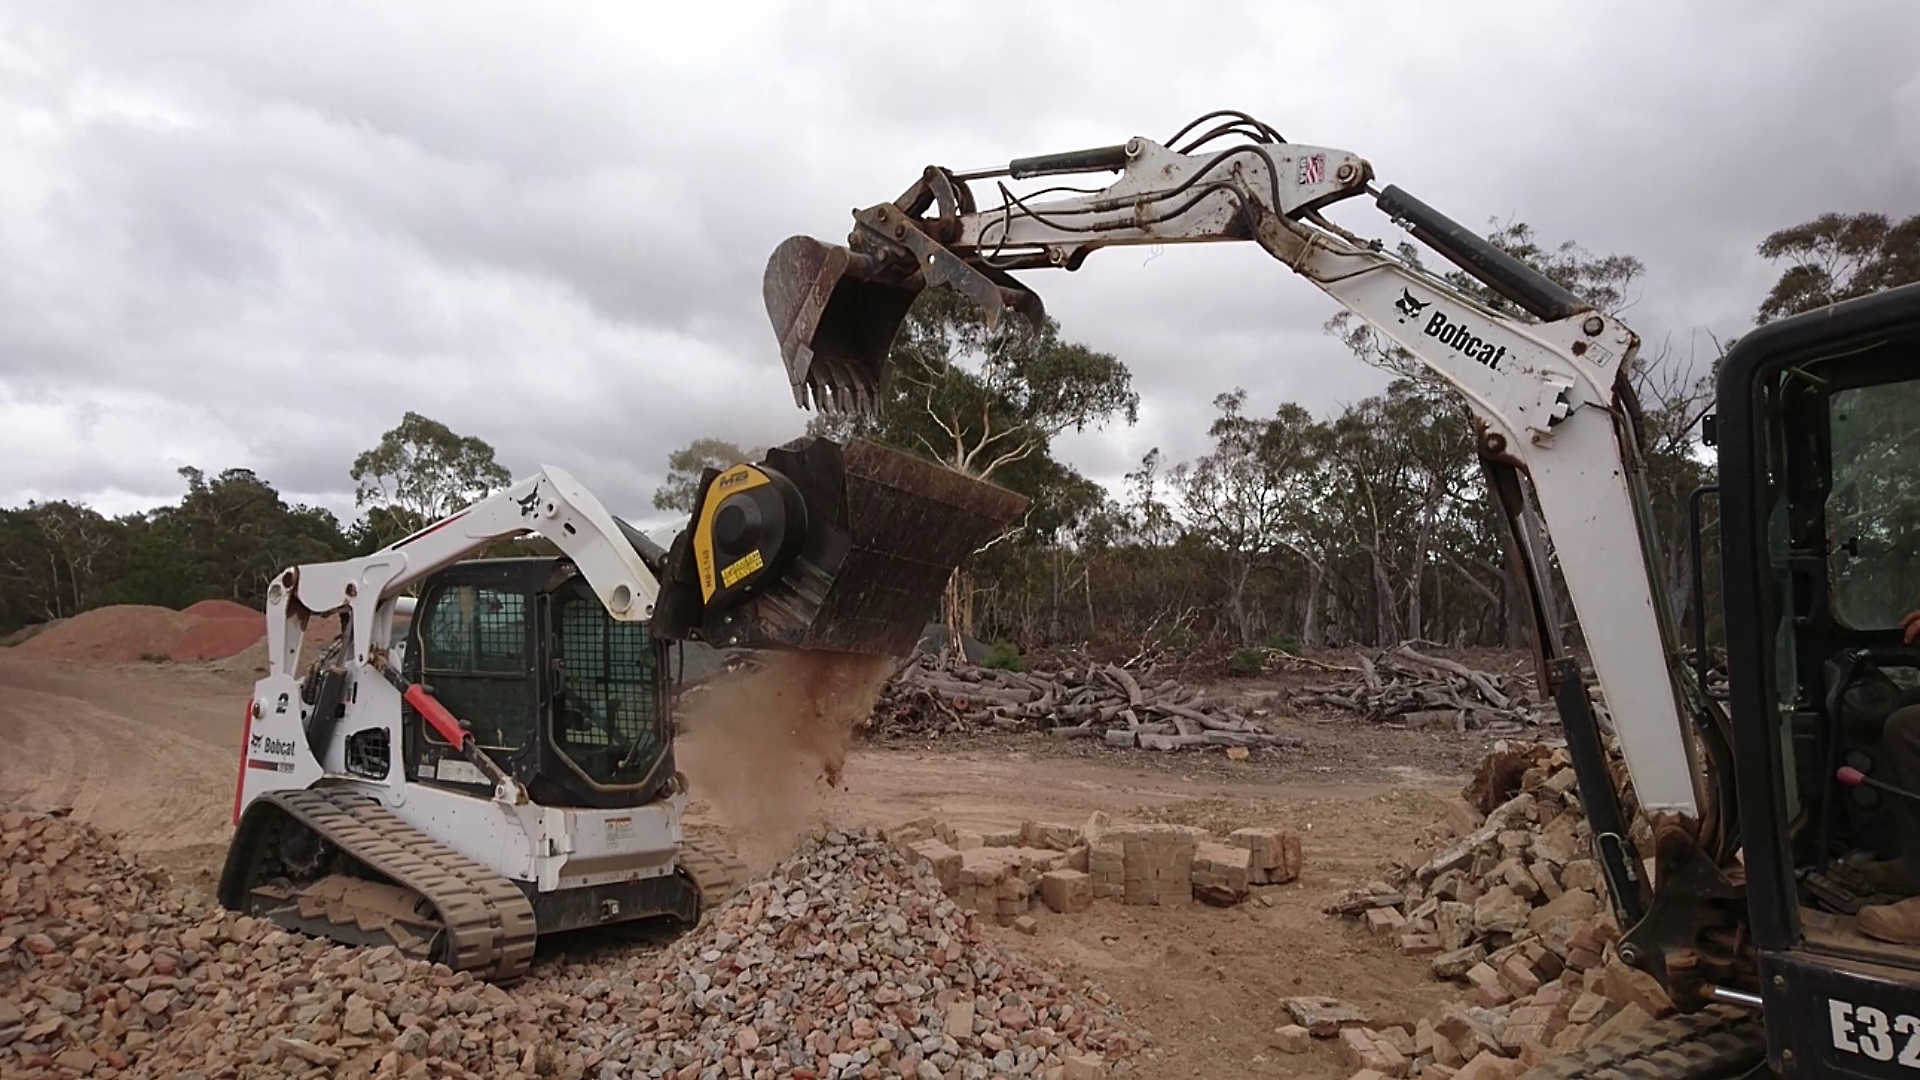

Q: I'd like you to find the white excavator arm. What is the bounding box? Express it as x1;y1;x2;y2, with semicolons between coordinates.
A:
765;111;1705;824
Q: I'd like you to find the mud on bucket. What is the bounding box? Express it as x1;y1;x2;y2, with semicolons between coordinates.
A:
763;236;925;416
651;437;1029;658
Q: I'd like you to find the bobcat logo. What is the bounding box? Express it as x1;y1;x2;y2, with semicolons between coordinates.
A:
1395;289;1431;322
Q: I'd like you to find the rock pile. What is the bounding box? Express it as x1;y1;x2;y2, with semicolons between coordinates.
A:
1320;741;1699;1077
677;829;1145;1078
2;807;1145;1079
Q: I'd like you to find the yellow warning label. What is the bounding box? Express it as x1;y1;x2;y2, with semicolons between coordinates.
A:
720;549;765;588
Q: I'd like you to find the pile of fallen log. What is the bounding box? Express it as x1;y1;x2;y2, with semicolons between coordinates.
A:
1288;644;1549;732
862;655;1298;751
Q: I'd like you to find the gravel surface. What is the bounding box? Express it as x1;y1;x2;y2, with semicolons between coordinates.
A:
2;807;1145;1079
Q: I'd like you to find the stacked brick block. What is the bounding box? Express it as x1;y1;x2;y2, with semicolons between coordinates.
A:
1229;825;1303;884
886;813;1303;924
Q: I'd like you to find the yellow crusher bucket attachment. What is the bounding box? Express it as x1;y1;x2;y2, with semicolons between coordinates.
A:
650;436;1029;657
764;236;923;416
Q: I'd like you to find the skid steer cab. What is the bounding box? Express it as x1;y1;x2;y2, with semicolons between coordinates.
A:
218;435;1026;982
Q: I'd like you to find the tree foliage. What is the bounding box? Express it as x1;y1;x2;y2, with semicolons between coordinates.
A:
0;468;355;632
814;289;1140;547
351;411;514;541
1755;211;1920;323
652;437;757;514
0;414;512;635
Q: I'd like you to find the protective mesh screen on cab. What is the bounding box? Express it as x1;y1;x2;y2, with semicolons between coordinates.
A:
556;593;664;785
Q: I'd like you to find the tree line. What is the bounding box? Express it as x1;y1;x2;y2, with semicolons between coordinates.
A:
3;211;1914;656
0;412;523;633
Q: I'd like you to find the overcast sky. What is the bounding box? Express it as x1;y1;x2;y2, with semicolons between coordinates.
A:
4;1;1917;532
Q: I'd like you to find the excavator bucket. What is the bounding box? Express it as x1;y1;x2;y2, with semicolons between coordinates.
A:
764;236;923;416
651;436;1028;658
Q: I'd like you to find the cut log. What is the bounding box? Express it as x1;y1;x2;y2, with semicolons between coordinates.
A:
857;652;1294;753
1287;642;1538;730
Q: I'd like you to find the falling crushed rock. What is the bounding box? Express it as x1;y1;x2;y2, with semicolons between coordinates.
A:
675;650;899;874
1;807;1145;1079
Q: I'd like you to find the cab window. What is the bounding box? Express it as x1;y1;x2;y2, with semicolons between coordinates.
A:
415;584;533;751
1827;378;1920;629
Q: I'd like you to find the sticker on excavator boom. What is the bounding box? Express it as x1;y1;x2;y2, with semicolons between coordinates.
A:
692;464;772;601
720;549;764;588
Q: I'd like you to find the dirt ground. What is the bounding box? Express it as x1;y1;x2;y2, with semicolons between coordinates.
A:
0;648;1526;1080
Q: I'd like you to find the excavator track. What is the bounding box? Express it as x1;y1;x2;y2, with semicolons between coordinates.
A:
677;833;749;914
1518;1008;1767;1079
232;787;539;983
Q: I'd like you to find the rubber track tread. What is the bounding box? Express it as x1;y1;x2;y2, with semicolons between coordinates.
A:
678;835;748;914
264;788;538;982
1518;1008;1767;1080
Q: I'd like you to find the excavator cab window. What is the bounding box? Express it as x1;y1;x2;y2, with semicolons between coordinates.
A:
1827;379;1920;630
1727;287;1920;980
548;580;668;789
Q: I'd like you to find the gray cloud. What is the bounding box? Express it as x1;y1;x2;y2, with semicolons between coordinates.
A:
4;0;1918;535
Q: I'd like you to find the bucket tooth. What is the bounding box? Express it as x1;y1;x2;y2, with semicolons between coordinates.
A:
763;235;922;415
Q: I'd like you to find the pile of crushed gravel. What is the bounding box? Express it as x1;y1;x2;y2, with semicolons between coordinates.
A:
1;807;1144;1079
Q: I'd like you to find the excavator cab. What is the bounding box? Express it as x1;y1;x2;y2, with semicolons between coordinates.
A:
1714;279;1920;1076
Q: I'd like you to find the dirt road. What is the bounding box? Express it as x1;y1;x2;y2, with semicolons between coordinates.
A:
0;651;1480;1078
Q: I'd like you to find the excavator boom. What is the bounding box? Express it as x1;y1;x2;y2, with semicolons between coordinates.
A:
760;113;1730;992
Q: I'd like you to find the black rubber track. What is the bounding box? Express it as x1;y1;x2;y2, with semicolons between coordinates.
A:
247;787;539;982
1518;1008;1769;1079
678;835;748;913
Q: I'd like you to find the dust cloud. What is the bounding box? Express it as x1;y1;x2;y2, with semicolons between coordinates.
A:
674;649;896;872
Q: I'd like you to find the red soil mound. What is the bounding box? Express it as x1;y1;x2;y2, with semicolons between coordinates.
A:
181;598;261;620
211;613;344;679
168;615;267;662
13;605;201;663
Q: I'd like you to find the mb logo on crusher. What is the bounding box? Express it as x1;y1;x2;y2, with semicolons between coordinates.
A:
1422;308;1506;371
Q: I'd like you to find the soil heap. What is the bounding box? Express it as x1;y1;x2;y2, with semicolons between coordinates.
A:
8;607;205;665
10;602;269;666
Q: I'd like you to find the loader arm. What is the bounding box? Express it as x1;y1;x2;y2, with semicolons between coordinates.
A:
264;464;659;682
765;110;1747;1003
